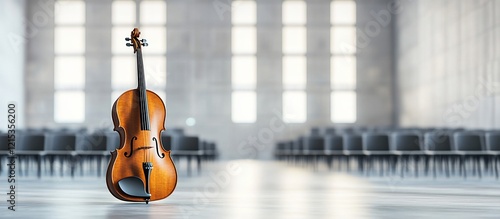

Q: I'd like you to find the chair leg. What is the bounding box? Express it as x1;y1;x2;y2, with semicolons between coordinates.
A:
197;156;201;175
187;156;192;176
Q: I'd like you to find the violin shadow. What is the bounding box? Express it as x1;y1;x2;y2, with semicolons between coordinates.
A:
104;202;181;219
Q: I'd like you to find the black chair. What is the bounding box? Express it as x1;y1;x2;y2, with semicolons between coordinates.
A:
161;134;172;151
310;127;321;136
276;140;293;161
423;131;456;177
485;132;500;177
203;141;218;161
343;134;364;172
0;134;9;175
17;134;46;177
76;133;108;177
303;136;325;169
275;142;286;160
324;135;343;169
106;132;120;151
45;133;77;177
392;132;423;176
291;136;305;164
171;136;201;176
453;132;486;177
164;128;184;136
363;133;391;175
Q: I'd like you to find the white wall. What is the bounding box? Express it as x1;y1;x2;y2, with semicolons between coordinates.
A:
396;0;500;129
0;0;26;131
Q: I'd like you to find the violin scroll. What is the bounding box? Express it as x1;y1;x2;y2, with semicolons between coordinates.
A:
125;28;148;52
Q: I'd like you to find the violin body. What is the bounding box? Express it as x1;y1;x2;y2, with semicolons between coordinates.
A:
106;28;177;203
106;90;177;202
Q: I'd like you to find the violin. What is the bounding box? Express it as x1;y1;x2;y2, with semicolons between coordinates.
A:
106;28;177;204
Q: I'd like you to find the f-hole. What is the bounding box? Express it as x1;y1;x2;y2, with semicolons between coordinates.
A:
152;137;165;158
125;136;137;157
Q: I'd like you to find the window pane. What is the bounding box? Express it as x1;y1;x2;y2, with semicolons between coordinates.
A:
140;27;167;54
283;91;306;123
232;26;256;54
331;91;356;123
232;91;256;123
283;1;306;25
232;1;256;25
331;55;356;89
112;56;136;89
54;91;85;123
331;26;356;54
55;1;85;25
283;26;306;54
140;0;167;25
232;56;256;89
331;1;356;25
112;27;135;54
55;27;85;54
112;0;136;25
143;55;167;88
55;56;85;89
283;56;306;89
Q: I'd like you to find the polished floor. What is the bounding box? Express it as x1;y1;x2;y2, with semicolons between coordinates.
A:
2;160;500;219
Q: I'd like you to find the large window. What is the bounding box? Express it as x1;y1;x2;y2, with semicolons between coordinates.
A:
231;0;257;123
111;0;167;105
330;0;356;123
54;0;86;123
282;0;307;123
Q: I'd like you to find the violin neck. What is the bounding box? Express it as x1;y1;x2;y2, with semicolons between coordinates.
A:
136;48;150;131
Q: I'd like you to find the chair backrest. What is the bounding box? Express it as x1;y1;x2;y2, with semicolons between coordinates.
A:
18;134;45;151
106;132;120;151
310;128;321;136
392;132;421;151
453;132;483;151
325;135;343;151
363;133;390;151
164;128;184;136
172;136;199;151
324;128;336;135
343;134;362;151
276;142;285;151
77;133;107;151
424;131;452;151
284;141;293;151
303;136;324;151
292;137;304;152
161;135;172;151
47;134;77;151
486;132;500;151
0;134;8;151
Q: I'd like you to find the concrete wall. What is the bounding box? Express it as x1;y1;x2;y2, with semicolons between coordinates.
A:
0;0;26;131
24;0;395;159
396;0;500;129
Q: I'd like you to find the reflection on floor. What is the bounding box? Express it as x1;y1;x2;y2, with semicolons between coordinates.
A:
2;160;500;219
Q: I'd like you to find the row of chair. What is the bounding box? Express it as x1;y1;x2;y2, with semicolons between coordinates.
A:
309;126;469;136
275;130;500;178
0;131;218;177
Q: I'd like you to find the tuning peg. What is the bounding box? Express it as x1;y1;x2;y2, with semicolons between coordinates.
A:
126;43;133;47
142;43;149;47
125;37;131;41
141;39;147;43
